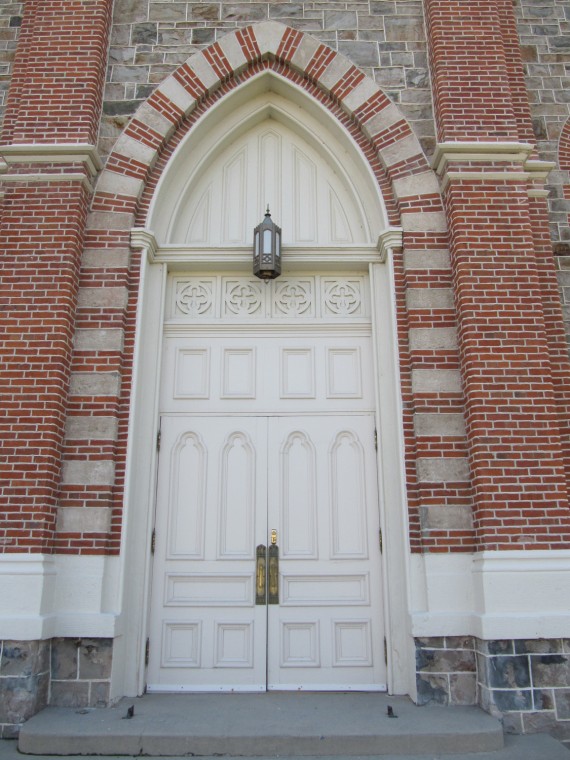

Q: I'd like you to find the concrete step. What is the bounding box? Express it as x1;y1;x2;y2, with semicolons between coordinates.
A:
16;693;509;757
7;735;570;760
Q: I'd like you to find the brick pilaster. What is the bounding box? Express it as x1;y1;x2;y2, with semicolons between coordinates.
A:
0;0;113;553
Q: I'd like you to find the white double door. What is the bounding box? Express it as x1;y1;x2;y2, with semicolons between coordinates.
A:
148;412;385;692
147;275;386;691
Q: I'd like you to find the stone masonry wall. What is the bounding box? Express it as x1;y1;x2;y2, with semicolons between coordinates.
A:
0;2;22;132
0;638;113;737
416;636;570;748
103;0;434;159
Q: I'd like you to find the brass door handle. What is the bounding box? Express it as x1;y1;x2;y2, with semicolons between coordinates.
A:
268;541;279;605
255;544;266;605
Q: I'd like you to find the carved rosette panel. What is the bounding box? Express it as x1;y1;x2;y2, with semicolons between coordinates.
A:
273;279;313;317
323;279;362;316
176;280;213;317
223;280;263;317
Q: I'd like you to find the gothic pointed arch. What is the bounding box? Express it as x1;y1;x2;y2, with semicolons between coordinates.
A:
91;22;445;237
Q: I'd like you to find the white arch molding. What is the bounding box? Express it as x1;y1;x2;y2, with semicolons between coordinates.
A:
118;71;411;700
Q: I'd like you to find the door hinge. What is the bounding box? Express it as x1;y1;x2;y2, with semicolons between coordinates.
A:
151;529;156;555
374;428;378;451
145;638;150;666
156;429;161;452
379;529;383;553
384;638;388;665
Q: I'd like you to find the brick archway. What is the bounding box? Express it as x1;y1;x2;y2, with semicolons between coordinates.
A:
91;22;444;232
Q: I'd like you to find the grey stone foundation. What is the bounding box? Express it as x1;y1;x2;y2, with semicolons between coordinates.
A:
416;636;570;747
0;638;113;737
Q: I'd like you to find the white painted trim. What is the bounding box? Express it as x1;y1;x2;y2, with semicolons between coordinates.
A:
410;551;570;640
432;141;534;175
0;143;102;176
377;228;403;263
0;554;120;640
0;172;93;192
118;78;408;700
370;253;415;698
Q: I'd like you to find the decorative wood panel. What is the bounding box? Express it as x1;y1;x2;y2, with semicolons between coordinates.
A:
167;433;206;558
219;432;255;558
162;622;201;668
330;431;368;559
165;574;253;606
280;622;320;667
281;431;317;557
175;349;210;398
332;620;372;667
214;622;254;667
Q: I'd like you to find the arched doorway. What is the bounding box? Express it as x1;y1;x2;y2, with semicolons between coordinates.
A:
146;76;388;691
107;24;435;700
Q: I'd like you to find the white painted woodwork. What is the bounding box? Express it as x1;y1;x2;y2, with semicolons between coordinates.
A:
147;272;386;691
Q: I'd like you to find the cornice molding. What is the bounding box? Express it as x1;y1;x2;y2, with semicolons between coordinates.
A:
130;228;159;262
377;228;404;263
0;172;93;192
432;142;535;176
0;143;103;178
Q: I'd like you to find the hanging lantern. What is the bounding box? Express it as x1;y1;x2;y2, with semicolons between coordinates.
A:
253;207;281;280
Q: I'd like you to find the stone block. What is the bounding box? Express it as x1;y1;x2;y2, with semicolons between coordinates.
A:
501;711;523;733
132;22;157;46
361;103;402;139
445;636;475;650
97;168;144;198
65;416;118;441
69;372;121;397
477;639;514;655
74;329;124;352
77;286;128;309
411;369;462;394
90;681;111;708
404;250;450;270
555;689;570;719
136;101;174;139
56;507;111;534
515;639;564;655
113;0;147;23
342;77;381;114
414;413;465;437
1;641;48;678
324;11;357;30
149;2;186;22
393;170;440;200
385;16;424;41
51;639;78;681
87;210;135;233
188;4;220;21
450;673;477;705
492;689;533;713
406;287;454;310
222;4;267;23
338;41;380;68
218;32;248;73
379;133;422;168
415;636;445;649
374;67;405;88
82;249;130;269
531;654;570;687
290;34;320;73
79;639;113;680
485;655;531;689
534;688;555;711
416;648;476;673
61;460;115;487
50;681;89;709
409;327;458;350
416;457;470;483
416;673;449;705
0;675;46;723
320;55;352;92
522;711;558;733
420;505;473;531
402;210;447;233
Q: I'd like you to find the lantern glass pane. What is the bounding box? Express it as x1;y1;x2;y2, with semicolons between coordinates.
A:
255;233;259;257
276;231;281;257
263;229;272;253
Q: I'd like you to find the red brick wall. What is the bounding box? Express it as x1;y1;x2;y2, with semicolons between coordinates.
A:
0;0;113;553
425;0;570;549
